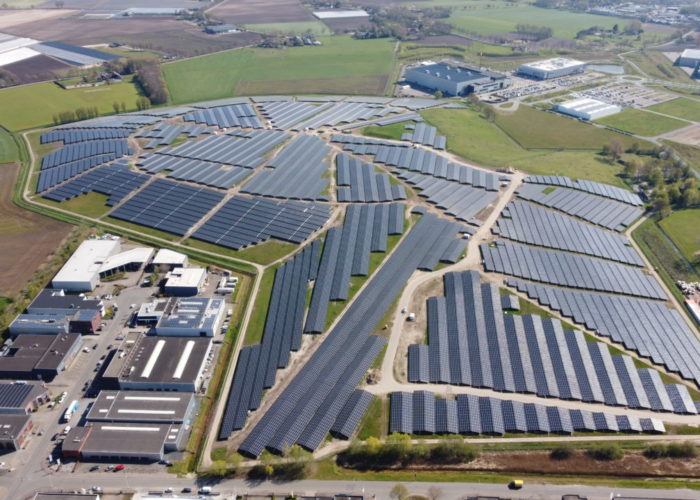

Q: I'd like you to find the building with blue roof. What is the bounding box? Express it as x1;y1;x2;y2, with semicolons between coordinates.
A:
404;62;510;96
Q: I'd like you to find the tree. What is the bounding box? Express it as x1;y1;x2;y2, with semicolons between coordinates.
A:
606;137;624;162
390;483;409;500
667;184;681;204
482;105;496;122
623;20;643;36
210;460;229;477
365;436;383;455
649;167;664;188
653;191;671;219
112;102;120;114
434;90;443;99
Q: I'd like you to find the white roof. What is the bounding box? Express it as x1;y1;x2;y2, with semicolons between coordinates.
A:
153;248;188;265
0;33;37;54
521;57;585;71
558;97;618;112
680;48;700;60
313;9;369;19
165;267;206;289
0;47;39;67
53;239;121;285
99;247;154;274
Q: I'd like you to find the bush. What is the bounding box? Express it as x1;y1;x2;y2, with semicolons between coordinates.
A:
644;443;668;459
667;442;697;458
550;445;574;460
587;444;624;461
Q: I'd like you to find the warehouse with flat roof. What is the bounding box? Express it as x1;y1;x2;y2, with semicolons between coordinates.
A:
677;48;700;69
556;97;621;120
136;297;225;337
151;249;188;270
517;58;586;80
163;267;207;296
86;390;196;424
0;413;34;450
404;62;510;96
0;334;82;380
27;289;102;316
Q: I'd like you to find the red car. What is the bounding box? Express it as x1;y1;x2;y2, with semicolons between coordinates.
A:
114;464;125;472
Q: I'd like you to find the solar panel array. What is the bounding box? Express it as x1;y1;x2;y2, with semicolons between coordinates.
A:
506;278;700;384
389;392;665;435
192;196;331;250
399;172;498;224
238;213;466;456
330;390;375;440
524;176;643;206
43;160;149;206
41;140;131;170
137;124;210;149
340;112;423;131
157;130;288;168
183;103;262;129
517;184;642;232
137;154;252;189
241;135;331;200
407;271;698;413
292;102;393;130
41;128;130;144
37;154;124;193
401;123;446;149
54;114;161;130
0;383;34;409
494;201;644;266
481;241;666;300
336;154;406;202
390;98;445;110
258;101;332;130
219;242;321;438
305;203;406;333
110;178;224;235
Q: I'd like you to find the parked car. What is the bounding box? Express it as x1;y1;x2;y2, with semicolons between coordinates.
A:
89;465;99;472
114;464;125;471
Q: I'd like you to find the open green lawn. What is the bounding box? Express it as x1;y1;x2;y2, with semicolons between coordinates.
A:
184;238;296;265
596;109;689;137
0;77;143;131
0;127;19;164
662;140;700;175
244;266;277;345
163;36;397;104
243;21;332;36
658;209;700;270
38;192;112;218
623;51;692;83
362;122;409;141
647;98;700;122
448;6;627;39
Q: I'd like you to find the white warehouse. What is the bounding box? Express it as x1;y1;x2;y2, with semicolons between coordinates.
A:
517;58;586;80
556;98;621;120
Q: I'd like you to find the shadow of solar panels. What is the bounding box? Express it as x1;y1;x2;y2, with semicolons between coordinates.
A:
407;271;699;414
183;103;262;129
336;154;406;203
42;160;149;206
192;196;331;250
506;278;700;385
238;213;467;457
517;183;643;232
524;175;643;206
109;178;224;236
138;154;252;190
218;242;321;439
241;135;332;200
389;391;666;436
480;241;666;300
41;128;130;145
495;201;644;266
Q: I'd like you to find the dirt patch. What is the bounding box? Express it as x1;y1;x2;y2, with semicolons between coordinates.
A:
2;55;73;86
0;163;71;296
667;124;700;147
107;30;262;58
210;0;315;24
0;9;76;30
235;75;389;97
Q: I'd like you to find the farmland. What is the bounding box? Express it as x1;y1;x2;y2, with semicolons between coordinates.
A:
163;36;397;104
596;109;689;137
659;209;700;271
648;98;700;122
244;21;333;36
0;128;19;164
0;77;143;132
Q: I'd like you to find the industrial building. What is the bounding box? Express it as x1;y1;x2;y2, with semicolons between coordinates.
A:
556;97;622;120
51;239;152;292
677;48;700;70
137;297;225;337
86;390;196;424
151;249;188;270
404;62;510;96
27;289;103;316
517;58;586;80
0;382;50;414
0;334;82;380
10;309;100;336
102;334;212;392
163;267;207;296
0;414;34;450
61;421;187;462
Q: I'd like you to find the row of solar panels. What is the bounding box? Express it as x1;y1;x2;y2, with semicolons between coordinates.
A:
517;184;643;232
259;101;335;131
241;135;331;201
494;201;644;266
110;178;224;236
524;175;643;206
42;160;149;206
41;128;130;144
336;154;406;203
481;241;666;300
36;154;121;193
305;203;405;333
184;103;262;129
41;140;131;170
401;123;446;149
137;154;253;190
398;172;498;225
507;278;700;385
340;112;423;131
292;101;394;131
137;124;210;149
238;213;465;457
390;391;666;436
407;271;698;413
192;196;331;250
54;114;161;130
219;242;321;438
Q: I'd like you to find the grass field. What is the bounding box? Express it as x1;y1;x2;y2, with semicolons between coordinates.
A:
658;209;700;270
0;128;19;164
362;122;408;141
662;140;700;175
623;51;692;83
244;266;277;346
38;192;112;218
184;238;296;265
163;36;397;104
596;109;689;137
244;21;332;36
0;77;143;132
448;6;627;39
647;98;700;122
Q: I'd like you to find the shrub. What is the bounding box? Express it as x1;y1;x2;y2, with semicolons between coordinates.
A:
550;445;574;460
666;441;697;458
587;443;624;461
644;443;668;459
